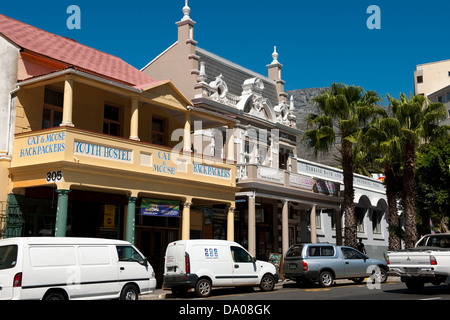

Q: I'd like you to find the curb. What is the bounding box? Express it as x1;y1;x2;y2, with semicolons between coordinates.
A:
139;277;401;300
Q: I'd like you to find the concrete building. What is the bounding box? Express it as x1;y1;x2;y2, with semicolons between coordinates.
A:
142;2;388;259
414;59;450;125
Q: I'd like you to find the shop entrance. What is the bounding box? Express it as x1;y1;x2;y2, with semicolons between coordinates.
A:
136;227;178;287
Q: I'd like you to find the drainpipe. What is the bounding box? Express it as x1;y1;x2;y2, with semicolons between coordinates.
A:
6;86;20;156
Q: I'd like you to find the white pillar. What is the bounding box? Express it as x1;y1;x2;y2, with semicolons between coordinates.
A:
248;194;256;256
282;200;289;256
310;205;317;243
61;78;74;127
129;97;139;141
182;201;192;240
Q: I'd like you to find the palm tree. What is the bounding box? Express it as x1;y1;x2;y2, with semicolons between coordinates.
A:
387;93;448;248
363;116;402;250
303;83;382;248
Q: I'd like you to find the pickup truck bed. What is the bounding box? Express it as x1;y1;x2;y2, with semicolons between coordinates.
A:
387;234;450;291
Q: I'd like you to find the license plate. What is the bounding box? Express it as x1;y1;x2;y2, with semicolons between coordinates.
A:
289;263;297;269
404;268;419;273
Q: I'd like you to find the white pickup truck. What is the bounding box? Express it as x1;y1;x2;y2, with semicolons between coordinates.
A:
387;233;450;292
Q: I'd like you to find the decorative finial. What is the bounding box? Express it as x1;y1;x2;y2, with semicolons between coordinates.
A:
271;46;279;64
290;95;295;111
182;0;191;21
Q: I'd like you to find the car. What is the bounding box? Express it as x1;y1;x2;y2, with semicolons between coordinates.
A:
283;243;388;287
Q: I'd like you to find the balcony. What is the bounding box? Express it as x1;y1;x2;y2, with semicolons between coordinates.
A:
10;127;236;191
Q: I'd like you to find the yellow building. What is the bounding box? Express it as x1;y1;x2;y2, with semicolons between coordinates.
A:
0;14;238;280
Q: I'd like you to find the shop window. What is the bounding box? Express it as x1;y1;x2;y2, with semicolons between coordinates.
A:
103;104;121;136
151;117;166;146
42;88;63;129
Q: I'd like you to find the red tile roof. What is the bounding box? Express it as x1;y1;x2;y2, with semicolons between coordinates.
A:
0;14;157;87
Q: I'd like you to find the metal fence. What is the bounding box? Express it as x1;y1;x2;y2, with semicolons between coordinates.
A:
0;200;24;239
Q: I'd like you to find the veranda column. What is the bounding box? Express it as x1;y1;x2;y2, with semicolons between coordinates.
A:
184;112;191;153
227;204;235;241
226;124;235;163
182;201;192;240
310;205;317;243
61;77;74;127
125;197;137;244
129;97;140;141
248;193;256;256
282;199;289;256
55;189;70;237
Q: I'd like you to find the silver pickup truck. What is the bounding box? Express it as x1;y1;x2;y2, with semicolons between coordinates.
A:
387;233;450;292
283;243;388;287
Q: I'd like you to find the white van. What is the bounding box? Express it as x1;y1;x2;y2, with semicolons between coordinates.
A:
163;239;278;297
0;237;157;300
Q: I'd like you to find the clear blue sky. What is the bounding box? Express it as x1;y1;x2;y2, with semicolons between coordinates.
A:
2;0;449;102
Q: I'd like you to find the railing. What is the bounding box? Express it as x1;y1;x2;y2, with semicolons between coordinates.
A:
236;163;315;192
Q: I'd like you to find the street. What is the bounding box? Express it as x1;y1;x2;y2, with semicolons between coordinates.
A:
158;278;450;301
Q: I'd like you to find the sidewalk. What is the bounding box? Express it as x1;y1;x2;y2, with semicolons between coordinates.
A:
138;277;401;300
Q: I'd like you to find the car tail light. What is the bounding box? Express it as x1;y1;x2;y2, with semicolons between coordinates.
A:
13;273;22;287
185;253;190;274
430;255;437;265
302;261;308;271
386;257;390;265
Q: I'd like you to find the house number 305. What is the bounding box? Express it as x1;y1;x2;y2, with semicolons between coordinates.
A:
46;171;63;183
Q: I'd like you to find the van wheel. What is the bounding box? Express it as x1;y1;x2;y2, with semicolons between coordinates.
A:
259;274;275;291
120;284;139;300
195;279;212;298
318;271;334;288
44;292;66;300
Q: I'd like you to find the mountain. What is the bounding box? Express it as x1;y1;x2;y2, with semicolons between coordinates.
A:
287;87;341;166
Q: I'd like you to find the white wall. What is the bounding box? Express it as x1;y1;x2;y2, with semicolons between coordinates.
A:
0;35;20;158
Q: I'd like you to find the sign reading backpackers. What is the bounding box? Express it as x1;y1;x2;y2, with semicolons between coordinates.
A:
193;163;231;180
140;198;180;217
20;132;66;158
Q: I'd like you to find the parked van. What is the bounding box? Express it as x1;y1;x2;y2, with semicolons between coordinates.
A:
163;239;278;297
0;237;157;300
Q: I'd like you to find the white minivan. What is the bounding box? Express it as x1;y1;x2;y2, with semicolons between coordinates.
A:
0;237;157;300
163;239;278;297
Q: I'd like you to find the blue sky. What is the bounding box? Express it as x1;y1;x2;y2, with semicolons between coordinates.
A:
2;0;449;103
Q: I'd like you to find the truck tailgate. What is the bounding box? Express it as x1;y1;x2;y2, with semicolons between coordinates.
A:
388;250;432;267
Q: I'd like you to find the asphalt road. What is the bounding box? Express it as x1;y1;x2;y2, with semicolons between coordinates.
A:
159;278;450;301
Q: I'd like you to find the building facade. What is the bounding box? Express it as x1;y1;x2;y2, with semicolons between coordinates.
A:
142;2;388;259
0;14;238;282
414;59;450;125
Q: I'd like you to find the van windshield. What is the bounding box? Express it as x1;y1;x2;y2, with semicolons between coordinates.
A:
0;245;18;270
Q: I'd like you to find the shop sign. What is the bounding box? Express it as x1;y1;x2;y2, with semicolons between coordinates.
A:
74;141;132;163
103;205;116;228
193;163;231;180
289;173;313;190
141;198;180;217
20;132;66;158
257;166;284;184
153;151;176;175
315;179;339;197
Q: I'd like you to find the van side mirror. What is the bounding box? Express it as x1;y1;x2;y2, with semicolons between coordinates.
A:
251;257;257;263
141;258;149;266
